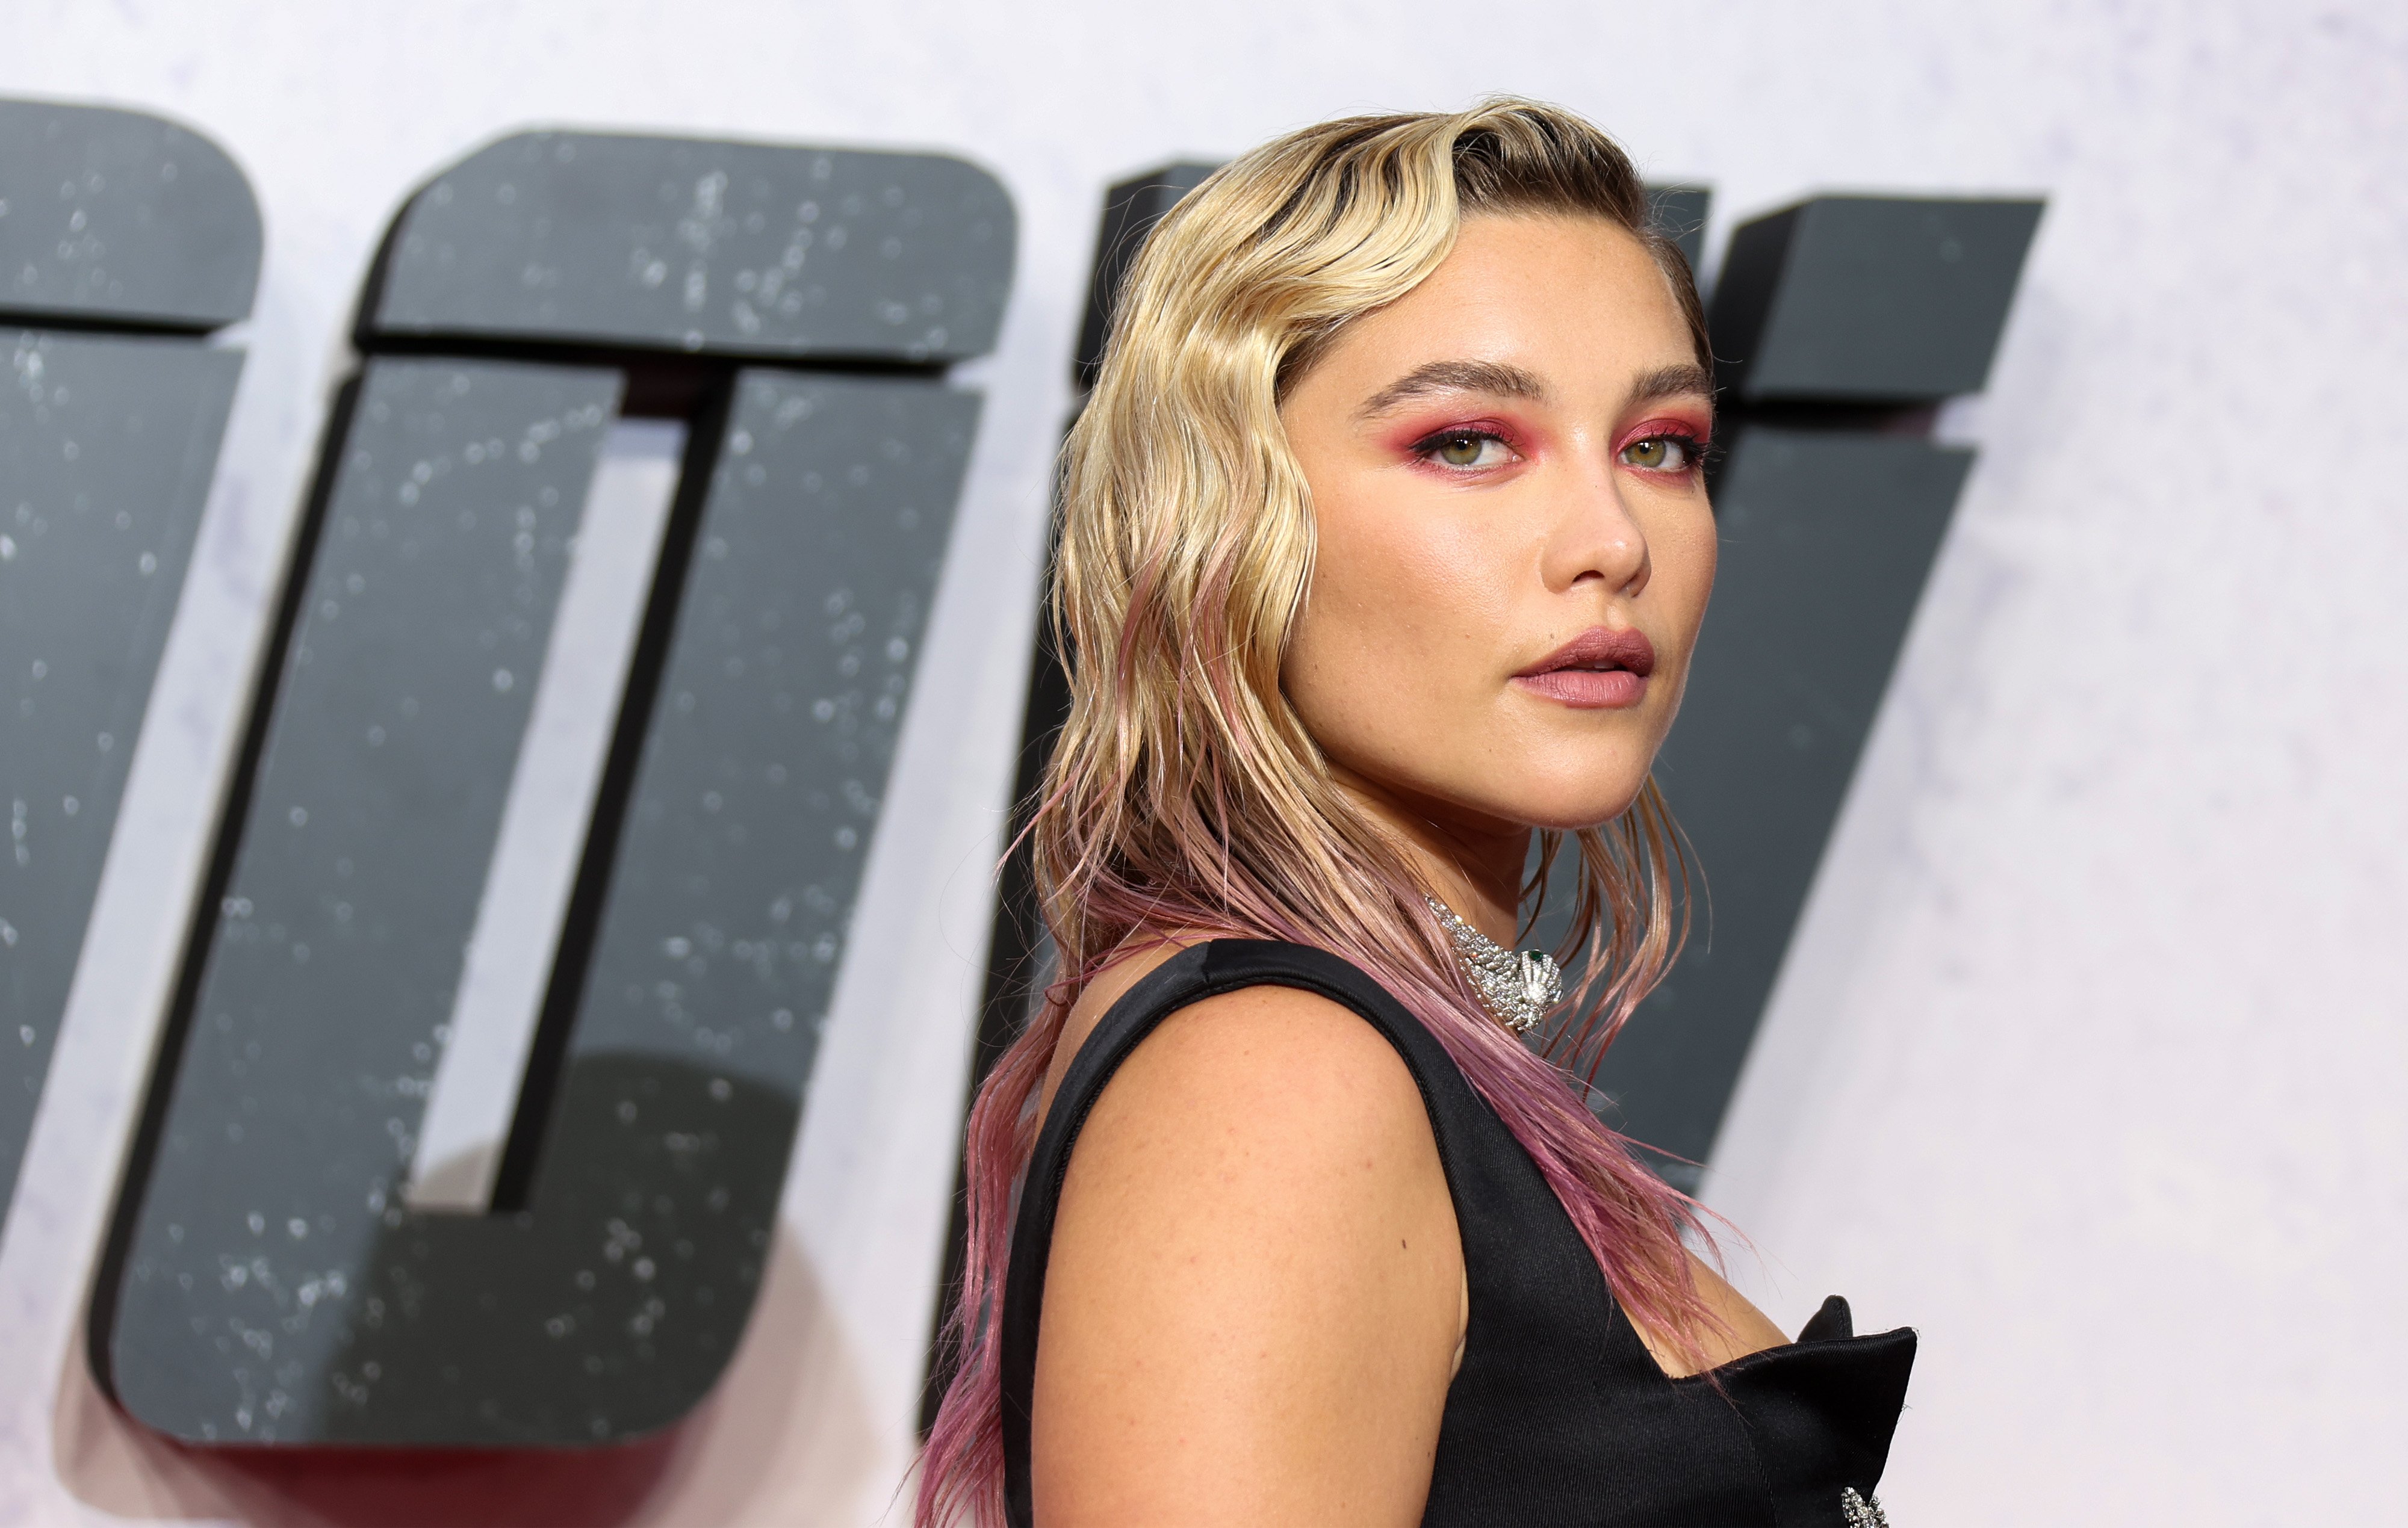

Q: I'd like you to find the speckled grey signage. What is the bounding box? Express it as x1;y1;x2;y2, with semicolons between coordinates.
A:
1587;429;1973;1175
0;99;262;329
93;356;616;1440
1525;195;2040;1184
1;101;258;1226
0;332;240;1213
92;128;1008;1446
1709;195;2043;404
371;131;1014;363
96;370;973;1444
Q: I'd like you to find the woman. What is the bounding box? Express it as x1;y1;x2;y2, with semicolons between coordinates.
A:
921;99;1914;1527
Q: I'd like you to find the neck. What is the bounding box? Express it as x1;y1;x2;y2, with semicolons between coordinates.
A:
1327;762;1530;948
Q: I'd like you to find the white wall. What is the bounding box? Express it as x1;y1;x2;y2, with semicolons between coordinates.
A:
2;1;2403;1523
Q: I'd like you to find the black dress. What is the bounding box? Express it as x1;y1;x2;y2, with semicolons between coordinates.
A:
1001;940;1915;1527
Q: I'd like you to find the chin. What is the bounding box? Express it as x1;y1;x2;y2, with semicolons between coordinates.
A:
1490;778;1651;833
1482;749;1654;831
1516;803;1647;834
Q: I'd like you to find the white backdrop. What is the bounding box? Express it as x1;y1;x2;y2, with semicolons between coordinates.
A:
3;1;2404;1523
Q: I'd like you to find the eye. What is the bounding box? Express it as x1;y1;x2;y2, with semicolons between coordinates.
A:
1619;433;1699;473
1417;429;1517;471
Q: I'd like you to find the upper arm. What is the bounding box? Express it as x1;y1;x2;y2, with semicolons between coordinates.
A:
1032;985;1463;1528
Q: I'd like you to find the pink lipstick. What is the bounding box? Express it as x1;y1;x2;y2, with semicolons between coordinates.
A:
1512;626;1656;710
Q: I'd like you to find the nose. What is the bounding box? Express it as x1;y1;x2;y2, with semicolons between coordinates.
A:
1541;446;1651;597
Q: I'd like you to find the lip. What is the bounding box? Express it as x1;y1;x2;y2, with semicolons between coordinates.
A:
1511;625;1657;710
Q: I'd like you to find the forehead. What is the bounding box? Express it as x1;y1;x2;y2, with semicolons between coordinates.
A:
1307;214;1695;397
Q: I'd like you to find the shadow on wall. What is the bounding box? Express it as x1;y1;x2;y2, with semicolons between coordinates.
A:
52;1208;886;1526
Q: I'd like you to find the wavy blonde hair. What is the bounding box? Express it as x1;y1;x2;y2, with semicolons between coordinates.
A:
920;98;1713;1527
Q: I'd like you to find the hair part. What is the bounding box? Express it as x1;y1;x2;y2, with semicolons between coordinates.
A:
919;97;1715;1528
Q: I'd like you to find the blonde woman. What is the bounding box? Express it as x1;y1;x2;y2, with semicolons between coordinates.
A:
921;100;1913;1528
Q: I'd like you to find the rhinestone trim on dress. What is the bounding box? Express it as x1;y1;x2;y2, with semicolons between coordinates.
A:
1840;1486;1891;1527
1425;895;1562;1035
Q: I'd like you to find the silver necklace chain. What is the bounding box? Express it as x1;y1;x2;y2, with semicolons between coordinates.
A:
1424;895;1562;1035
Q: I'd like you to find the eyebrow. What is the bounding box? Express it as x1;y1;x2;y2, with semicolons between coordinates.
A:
1353;358;1716;421
1628;362;1716;407
1355;359;1549;419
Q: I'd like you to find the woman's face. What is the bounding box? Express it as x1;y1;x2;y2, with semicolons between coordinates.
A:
1279;214;1718;837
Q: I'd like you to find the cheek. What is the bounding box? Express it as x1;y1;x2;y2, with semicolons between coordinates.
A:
1294;481;1506;667
1283;479;1511;753
1652;501;1719;644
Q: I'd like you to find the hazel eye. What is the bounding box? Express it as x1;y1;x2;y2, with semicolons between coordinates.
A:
1424;431;1512;469
1619;435;1696;472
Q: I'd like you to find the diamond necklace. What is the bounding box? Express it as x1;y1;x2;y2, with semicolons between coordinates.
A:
1424;895;1562;1035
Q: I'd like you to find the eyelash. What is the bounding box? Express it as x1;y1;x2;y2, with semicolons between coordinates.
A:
1618;427;1713;476
1406;424;1713;476
1409;425;1521;471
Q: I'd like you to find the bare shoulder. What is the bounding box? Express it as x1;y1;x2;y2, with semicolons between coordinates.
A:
1090;979;1434;1149
1033;933;1199;1131
1056;978;1453;1296
1035;933;1429;1137
1034;978;1463;1527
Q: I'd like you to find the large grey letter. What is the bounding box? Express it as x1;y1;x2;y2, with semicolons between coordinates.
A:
0;100;261;1221
1577;196;2044;1185
91;131;1013;1445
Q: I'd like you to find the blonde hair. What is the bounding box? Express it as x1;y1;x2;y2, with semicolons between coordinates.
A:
921;98;1713;1527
